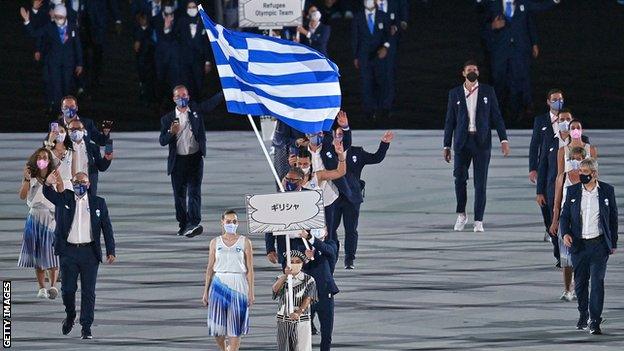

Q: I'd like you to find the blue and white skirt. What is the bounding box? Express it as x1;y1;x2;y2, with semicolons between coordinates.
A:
17;207;58;270
207;272;249;337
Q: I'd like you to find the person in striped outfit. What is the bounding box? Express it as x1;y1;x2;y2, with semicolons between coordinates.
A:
273;250;318;351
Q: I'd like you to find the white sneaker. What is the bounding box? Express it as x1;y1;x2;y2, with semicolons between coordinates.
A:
560;291;568;301
454;214;467;231
37;288;48;299
473;221;484;232
571;291;577;301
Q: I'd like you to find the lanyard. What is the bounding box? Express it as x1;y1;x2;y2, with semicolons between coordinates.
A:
465;85;478;99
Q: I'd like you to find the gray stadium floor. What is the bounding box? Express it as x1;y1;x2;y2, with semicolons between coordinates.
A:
1;130;623;350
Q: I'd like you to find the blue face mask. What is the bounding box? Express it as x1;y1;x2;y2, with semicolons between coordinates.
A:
175;97;189;108
73;183;88;197
308;134;323;146
549;99;564;111
63;107;78;119
285;181;299;192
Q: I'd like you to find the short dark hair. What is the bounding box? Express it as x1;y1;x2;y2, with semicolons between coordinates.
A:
221;209;237;220
570;118;583;128
297;149;312;159
287;166;305;179
463;60;479;70
559;108;572;116
546;88;564;99
61;95;77;105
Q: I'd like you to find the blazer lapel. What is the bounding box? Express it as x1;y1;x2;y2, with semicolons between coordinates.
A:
66;196;77;239
459;88;469;123
88;195;99;238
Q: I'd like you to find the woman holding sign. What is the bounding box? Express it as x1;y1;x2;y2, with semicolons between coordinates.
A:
202;210;255;351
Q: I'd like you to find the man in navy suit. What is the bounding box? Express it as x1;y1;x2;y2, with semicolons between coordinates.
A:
443;60;509;232
351;0;392;119
297;7;331;56
159;85;223;237
529;88;564;240
175;1;212;99
297;229;339;351
560;158;618;335
21;5;83;113
483;0;560;120
334;130;393;269
53;95;111;146
42;172;116;340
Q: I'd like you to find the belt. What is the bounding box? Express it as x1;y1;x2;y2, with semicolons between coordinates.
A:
277;315;311;322
582;235;603;242
468;131;477;135
67;242;93;247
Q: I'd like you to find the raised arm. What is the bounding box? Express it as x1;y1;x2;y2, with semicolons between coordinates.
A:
316;141;346;182
196;92;224;114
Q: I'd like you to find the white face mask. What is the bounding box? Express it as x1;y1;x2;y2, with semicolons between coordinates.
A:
56;133;66;143
364;0;375;9
224;223;238;234
51;0;63;5
187;8;198;17
55;18;66;27
301;166;311;175
311;228;325;240
310;10;321;22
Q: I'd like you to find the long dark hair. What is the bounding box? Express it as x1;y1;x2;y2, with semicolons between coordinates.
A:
26;148;56;182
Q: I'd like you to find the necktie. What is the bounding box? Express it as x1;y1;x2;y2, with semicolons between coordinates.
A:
367;13;374;34
504;1;513;20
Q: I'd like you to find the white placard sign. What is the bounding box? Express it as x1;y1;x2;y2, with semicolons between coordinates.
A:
238;0;304;29
245;190;325;234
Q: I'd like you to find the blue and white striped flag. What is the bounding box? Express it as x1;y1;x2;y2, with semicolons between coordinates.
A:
198;6;341;134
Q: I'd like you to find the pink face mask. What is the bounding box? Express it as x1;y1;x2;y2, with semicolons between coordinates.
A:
570;128;583;140
36;159;49;170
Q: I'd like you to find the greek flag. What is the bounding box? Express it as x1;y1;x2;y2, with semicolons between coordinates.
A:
198;6;341;134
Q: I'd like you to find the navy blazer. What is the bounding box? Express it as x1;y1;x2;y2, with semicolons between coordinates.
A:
42;186;115;262
300;23;330;56
536;136;558;202
483;0;557;56
159;93;223;175
345;142;390;199
560;182;618;254
174;14;211;65
351;9;391;61
26;21;83;68
54;116;109;146
443;83;508;151
294;238;339;297
529;112;553;172
319;129;362;205
83;139;112;188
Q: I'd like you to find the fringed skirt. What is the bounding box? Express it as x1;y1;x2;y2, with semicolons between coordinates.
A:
207;273;249;337
17;207;58;270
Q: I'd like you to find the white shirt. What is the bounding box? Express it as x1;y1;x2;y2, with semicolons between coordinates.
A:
175;108;199;155
73;141;89;174
503;0;515;17
307;145;339;206
464;82;479;132
550;111;560;136
68;194;93;244
52;149;74;191
190;23;197;38
580;184;601;240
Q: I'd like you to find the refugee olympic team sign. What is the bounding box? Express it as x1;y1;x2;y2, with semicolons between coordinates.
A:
238;0;305;28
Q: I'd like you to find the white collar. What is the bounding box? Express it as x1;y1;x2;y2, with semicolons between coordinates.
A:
74;193;89;202
365;8;376;16
583;182;599;193
175;107;189;117
463;81;479;93
549;111;559;121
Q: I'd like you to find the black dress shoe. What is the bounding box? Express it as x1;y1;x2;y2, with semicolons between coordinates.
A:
81;328;93;339
62;318;75;335
185;225;203;238
177;227;186;236
589;325;602;335
344;262;355;270
576;317;588;330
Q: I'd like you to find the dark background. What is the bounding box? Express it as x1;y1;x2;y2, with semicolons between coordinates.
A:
2;0;623;132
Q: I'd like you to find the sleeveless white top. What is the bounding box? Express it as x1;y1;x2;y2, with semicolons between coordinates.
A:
52;149;73;191
213;235;247;274
27;179;55;211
